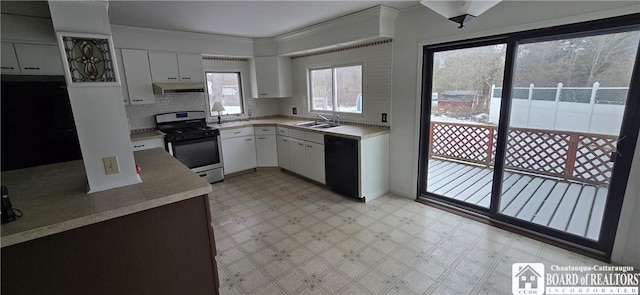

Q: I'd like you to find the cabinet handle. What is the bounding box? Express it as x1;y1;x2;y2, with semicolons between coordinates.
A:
307;145;312;148
233;131;241;134
182;77;190;80
261;129;269;131
257;137;265;140
24;67;40;70
298;143;303;146
168;77;178;80
260;93;268;96
245;138;253;142
134;144;145;148
1;66;15;69
282;139;288;142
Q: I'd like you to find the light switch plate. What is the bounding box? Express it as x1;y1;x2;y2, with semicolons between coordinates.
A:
103;156;120;175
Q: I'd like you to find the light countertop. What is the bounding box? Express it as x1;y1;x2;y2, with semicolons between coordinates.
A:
209;117;390;140
130;130;165;141
0;148;212;247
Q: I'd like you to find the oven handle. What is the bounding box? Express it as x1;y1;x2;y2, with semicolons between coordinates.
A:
167;142;174;156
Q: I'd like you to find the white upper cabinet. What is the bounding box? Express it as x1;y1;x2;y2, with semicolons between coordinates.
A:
115;49;130;104
149;52;204;83
251;56;292;98
1;43;21;74
148;52;179;82
177;54;204;82
121;49;155;105
11;43;63;75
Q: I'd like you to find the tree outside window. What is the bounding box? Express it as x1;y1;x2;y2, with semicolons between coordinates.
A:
309;64;362;114
206;72;243;116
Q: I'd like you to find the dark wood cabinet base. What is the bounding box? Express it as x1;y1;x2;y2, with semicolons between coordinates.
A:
1;195;219;295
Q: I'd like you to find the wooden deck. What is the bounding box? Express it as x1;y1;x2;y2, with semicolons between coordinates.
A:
427;159;606;240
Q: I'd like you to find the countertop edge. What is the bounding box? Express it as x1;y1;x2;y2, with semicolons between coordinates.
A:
130;130;166;141
1;182;211;248
211;119;390;140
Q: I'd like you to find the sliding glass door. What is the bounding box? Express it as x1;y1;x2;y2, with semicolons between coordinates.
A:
426;43;506;210
418;16;640;255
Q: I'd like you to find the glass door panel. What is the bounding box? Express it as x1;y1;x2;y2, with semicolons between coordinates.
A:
427;44;506;208
499;31;640;240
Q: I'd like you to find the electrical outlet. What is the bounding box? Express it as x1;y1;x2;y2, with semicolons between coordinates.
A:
293;107;297;115
103;156;120;175
382;113;388;123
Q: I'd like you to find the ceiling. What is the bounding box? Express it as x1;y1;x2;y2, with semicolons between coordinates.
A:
107;1;420;38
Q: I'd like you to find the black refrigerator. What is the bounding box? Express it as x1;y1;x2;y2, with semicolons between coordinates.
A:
1;75;82;171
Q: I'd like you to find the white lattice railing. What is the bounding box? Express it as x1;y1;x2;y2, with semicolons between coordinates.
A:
429;121;617;186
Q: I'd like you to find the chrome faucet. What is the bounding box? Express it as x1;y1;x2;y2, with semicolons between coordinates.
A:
317;114;340;126
317;114;331;123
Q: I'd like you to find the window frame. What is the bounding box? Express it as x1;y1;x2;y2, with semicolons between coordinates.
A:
307;62;364;116
205;71;244;117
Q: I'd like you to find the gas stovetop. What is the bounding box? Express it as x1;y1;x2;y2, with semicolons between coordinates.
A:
155;111;220;142
163;126;219;142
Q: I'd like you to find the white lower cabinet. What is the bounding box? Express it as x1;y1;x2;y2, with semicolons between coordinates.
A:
288;137;306;176
305;141;325;184
279;129;325;184
276;135;290;170
255;134;277;167
221;127;257;175
132;138;164;151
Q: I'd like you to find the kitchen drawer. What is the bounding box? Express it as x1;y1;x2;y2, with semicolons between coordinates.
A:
220;126;254;139
132;138;164;151
254;125;276;135
288;128;305;140
276;126;289;136
305;131;324;145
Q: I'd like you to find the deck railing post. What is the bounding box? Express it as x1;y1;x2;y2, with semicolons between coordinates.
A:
486;126;495;168
429;121;434;158
565;132;579;180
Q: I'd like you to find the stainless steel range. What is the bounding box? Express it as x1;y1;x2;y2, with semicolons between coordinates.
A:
155;111;224;183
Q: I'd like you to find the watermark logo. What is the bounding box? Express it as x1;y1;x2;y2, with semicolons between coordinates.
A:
513;263;545;295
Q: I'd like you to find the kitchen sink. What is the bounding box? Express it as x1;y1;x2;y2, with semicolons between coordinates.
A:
295;121;340;129
295;121;319;127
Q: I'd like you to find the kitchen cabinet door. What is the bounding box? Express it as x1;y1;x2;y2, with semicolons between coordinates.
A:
277;136;290;170
121;49;155;105
1;43;21;74
14;43;63;75
132;138;164;151
115;49;130;104
222;136;257;175
255;134;277;167
252;56;292;98
305;141;325;184
288;137;306;176
148;52;179;82
177;54;204;82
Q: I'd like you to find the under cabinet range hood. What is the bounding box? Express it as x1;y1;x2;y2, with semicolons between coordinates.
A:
152;82;206;95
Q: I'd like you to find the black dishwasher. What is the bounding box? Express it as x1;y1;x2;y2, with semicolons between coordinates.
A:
325;135;358;198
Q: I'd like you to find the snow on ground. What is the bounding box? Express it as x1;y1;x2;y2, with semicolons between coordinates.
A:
430;114;493;126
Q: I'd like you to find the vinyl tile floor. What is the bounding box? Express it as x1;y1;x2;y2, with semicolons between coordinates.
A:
209;169;607;295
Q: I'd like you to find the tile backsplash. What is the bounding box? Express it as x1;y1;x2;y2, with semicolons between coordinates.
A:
125;93;206;130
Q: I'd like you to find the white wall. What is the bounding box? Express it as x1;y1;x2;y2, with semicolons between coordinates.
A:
48;0;140;192
111;25;253;57
280;41;392;126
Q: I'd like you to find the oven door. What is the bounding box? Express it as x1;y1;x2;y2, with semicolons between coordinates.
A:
169;136;223;173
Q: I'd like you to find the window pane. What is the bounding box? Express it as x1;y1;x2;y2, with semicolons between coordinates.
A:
335;65;362;113
310;68;333;111
206;72;242;115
